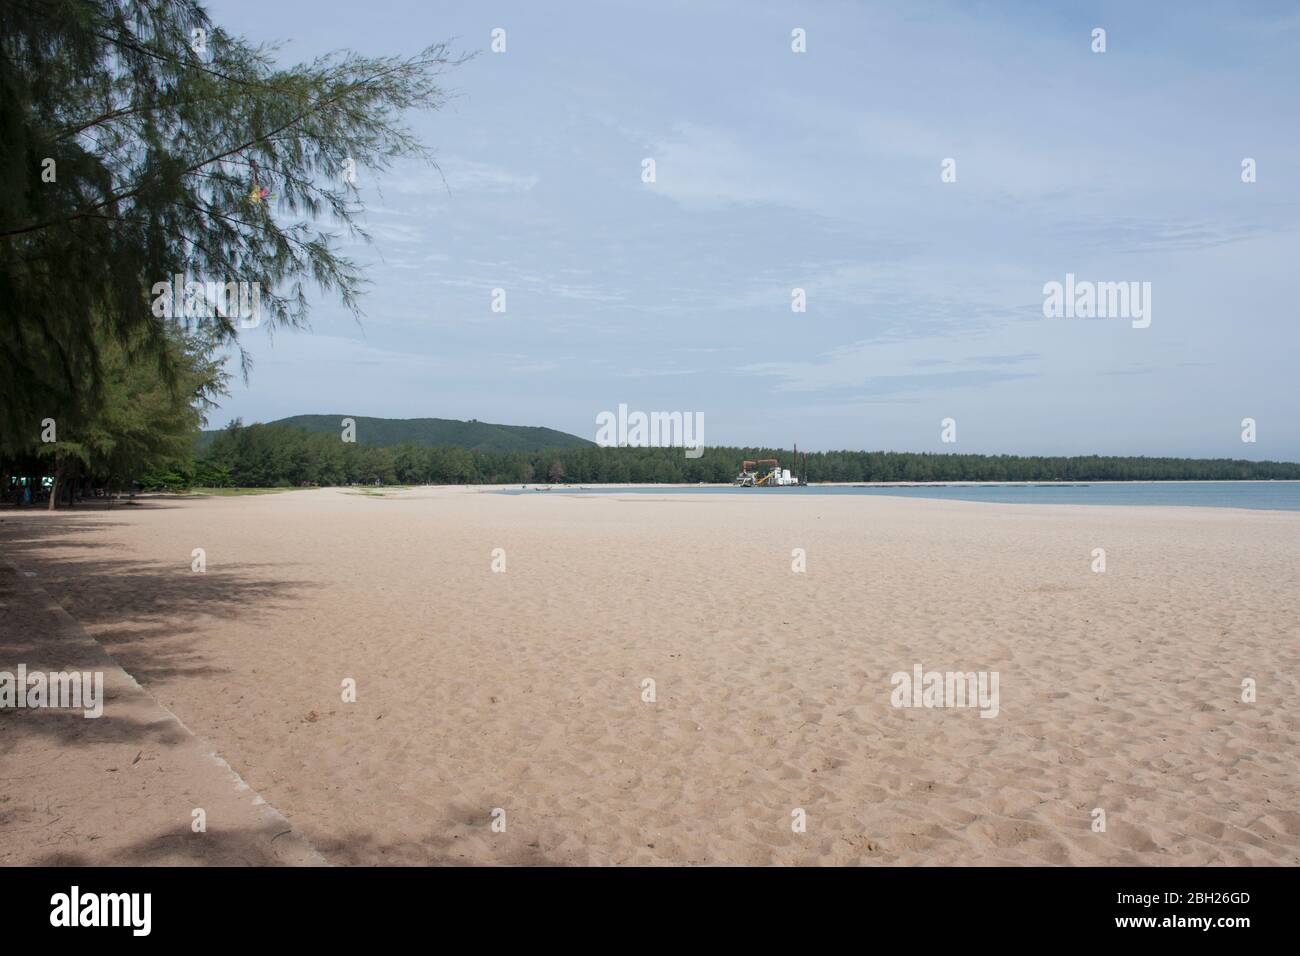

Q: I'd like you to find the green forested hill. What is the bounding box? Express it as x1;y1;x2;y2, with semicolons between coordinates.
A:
199;415;592;452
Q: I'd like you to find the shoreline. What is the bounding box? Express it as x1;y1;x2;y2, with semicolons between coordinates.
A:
507;479;1300;489
491;481;1300;515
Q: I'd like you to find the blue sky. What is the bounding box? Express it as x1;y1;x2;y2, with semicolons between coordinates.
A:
206;0;1300;457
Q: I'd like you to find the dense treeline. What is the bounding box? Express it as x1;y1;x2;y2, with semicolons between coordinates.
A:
1;325;226;506
169;421;1300;488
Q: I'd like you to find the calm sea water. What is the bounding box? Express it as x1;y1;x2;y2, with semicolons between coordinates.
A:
502;482;1300;511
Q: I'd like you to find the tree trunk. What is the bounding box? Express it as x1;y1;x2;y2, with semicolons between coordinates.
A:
47;455;65;511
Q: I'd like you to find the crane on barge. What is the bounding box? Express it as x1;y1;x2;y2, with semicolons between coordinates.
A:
734;445;808;487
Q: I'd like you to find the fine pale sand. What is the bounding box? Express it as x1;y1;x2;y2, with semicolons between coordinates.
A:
2;487;1297;865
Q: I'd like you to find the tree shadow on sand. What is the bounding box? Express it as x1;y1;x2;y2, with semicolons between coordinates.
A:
1;505;559;868
30;819;561;866
0;507;320;737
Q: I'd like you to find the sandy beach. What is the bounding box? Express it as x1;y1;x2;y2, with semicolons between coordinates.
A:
2;487;1297;865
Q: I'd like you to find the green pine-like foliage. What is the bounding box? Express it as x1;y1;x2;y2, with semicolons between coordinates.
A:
0;0;462;504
